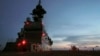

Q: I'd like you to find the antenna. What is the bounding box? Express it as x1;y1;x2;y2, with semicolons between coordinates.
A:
39;0;41;5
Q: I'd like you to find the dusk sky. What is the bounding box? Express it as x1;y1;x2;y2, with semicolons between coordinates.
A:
1;0;100;50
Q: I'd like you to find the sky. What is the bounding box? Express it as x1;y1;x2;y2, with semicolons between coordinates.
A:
1;0;100;50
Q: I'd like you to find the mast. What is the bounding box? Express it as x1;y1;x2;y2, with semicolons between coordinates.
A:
39;0;41;5
31;0;46;22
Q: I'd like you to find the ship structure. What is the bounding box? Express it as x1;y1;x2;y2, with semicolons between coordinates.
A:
3;0;53;52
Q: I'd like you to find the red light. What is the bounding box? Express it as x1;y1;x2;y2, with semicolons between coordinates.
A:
22;40;26;45
42;32;45;37
17;43;21;47
26;22;29;25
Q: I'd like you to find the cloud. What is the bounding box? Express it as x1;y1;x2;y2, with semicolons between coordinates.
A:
63;34;100;41
63;34;100;47
52;33;100;44
52;41;76;49
51;33;100;49
63;35;80;42
52;34;68;38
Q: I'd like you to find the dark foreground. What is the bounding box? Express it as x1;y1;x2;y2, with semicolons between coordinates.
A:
0;50;100;56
